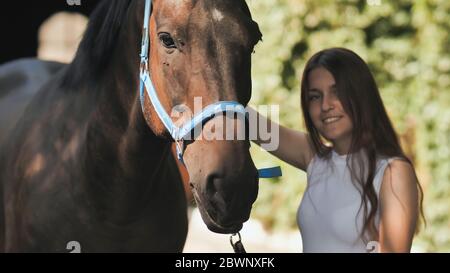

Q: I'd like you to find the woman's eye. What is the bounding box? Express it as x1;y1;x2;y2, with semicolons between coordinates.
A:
159;33;176;49
309;95;320;101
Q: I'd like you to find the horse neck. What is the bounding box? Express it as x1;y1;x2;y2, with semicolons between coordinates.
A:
81;16;172;215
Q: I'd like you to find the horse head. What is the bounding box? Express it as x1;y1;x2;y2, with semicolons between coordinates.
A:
140;0;262;234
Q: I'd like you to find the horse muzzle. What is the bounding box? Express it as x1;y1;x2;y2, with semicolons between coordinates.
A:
190;169;259;234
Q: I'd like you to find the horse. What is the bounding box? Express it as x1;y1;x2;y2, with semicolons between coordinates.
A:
0;0;263;252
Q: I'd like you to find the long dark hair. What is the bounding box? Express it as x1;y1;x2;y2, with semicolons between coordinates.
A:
300;47;424;242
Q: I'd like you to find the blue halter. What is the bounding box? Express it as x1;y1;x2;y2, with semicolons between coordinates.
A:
138;0;281;179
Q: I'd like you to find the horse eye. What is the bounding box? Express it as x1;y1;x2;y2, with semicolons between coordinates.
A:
159;33;176;49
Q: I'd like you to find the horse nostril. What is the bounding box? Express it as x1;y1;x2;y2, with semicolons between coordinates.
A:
205;173;221;195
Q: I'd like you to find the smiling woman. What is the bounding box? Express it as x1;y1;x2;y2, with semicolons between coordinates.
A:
249;47;425;253
305;67;354;155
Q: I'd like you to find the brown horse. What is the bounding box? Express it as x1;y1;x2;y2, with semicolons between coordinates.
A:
0;0;262;252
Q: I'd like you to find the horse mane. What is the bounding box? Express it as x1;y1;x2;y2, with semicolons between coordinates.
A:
61;0;133;90
239;0;253;19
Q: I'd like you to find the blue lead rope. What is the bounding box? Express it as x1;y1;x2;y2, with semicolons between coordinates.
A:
258;167;282;179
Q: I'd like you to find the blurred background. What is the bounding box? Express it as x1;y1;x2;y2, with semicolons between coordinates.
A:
246;0;450;253
1;0;448;252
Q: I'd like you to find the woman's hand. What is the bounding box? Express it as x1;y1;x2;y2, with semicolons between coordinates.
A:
247;107;314;171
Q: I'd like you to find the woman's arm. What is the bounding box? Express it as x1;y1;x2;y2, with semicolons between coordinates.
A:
378;159;419;253
247;107;314;171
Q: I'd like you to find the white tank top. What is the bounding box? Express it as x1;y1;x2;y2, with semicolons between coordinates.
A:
297;150;394;253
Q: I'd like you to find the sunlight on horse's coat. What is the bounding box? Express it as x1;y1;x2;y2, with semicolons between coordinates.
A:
62;133;82;161
25;154;46;178
212;9;224;22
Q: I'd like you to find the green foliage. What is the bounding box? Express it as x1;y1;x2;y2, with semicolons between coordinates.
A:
247;0;450;252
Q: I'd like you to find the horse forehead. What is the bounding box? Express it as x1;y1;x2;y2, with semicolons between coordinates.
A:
157;0;240;25
157;0;193;22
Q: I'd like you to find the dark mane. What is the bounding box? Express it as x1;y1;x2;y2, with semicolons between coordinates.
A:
239;0;253;19
61;0;133;90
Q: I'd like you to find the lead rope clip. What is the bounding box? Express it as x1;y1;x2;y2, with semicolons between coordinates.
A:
230;232;246;253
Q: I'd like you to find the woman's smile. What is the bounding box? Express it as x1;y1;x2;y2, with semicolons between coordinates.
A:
322;115;343;125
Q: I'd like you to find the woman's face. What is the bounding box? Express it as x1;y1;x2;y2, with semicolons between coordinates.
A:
307;67;353;152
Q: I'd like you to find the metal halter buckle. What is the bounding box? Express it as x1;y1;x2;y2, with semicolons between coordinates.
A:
140;59;149;75
175;139;185;162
